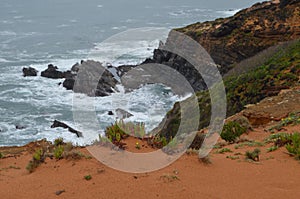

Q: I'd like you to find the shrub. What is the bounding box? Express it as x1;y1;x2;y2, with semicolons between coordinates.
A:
245;148;261;161
84;175;92;181
221;121;247;143
54;145;64;160
269;112;300;131
26;148;45;173
0;152;3;159
33;149;43;161
285;132;300;160
54;137;64;146
64;142;74;152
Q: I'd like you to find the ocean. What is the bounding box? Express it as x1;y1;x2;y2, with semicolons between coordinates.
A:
0;0;261;146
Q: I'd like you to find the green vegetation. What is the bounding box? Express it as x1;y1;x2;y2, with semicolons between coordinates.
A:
265;132;300;160
135;142;141;150
160;172;180;182
53;145;64;160
285;133;300;160
0;152;3;159
158;39;300;145
234;141;264;149
269;112;300;131
26;138;91;173
84;175;92;181
26;148;45;173
266;145;279;153
226;155;240;160
245;148;261;161
54;137;64;147
215;148;233;154
221;121;247;143
225;40;300;116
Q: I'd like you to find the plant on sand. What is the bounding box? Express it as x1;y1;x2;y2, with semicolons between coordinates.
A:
245;148;261;161
54;137;64;147
215;148;233;154
84;175;92;181
221;121;247;143
285;132;300;160
54;145;64;160
26;148;45;173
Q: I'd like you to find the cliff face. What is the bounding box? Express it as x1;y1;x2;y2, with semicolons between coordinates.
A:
175;0;300;72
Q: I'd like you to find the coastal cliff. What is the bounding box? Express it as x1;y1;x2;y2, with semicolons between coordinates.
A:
155;0;300;139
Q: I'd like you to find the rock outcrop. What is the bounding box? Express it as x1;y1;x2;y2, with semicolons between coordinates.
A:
41;64;72;79
62;60;118;97
142;0;300;94
51;120;83;138
22;67;38;77
174;0;300;73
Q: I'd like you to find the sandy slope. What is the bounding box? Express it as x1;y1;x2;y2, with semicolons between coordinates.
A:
1;124;300;199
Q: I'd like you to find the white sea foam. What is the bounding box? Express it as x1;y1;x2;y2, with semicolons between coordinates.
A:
216;9;241;16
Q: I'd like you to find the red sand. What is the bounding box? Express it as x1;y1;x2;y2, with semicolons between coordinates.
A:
1;124;300;199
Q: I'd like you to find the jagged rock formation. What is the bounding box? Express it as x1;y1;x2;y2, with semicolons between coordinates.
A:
41;64;73;79
51;120;83;138
175;0;300;73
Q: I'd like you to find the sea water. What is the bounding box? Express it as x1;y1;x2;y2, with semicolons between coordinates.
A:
0;0;261;146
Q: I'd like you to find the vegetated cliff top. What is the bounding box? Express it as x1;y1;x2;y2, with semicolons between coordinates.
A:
175;0;300;72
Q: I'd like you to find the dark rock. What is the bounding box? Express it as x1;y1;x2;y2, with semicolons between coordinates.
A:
41;64;65;79
51;120;83;137
117;65;135;77
71;62;80;72
16;125;26;130
108;111;114;115
115;108;133;119
62;78;75;90
62;60;118;97
139;48;207;92
22;67;38;77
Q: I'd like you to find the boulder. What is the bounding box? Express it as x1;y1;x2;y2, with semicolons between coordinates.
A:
22;67;38;77
51;120;83;137
41;64;65;79
62;60;118;97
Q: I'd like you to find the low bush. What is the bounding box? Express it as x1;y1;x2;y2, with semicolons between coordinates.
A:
285;132;300;160
54;145;64;160
245;148;261;161
54;137;64;147
26;148;45;173
221;121;247;143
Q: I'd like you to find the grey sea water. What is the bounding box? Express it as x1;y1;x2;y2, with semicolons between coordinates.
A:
0;0;261;146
